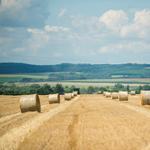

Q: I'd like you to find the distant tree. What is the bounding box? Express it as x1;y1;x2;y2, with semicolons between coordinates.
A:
65;86;69;89
127;85;129;91
70;85;76;91
37;84;53;95
80;87;87;94
87;86;95;94
95;87;98;91
143;84;150;90
54;84;64;93
139;85;143;92
98;87;107;93
30;84;40;89
115;83;124;89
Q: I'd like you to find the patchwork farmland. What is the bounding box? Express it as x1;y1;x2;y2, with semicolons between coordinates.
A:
1;94;150;150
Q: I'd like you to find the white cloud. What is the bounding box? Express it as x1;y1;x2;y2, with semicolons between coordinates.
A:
58;8;67;18
0;0;50;28
44;25;70;32
98;46;108;53
4;27;14;32
71;14;99;28
120;9;150;38
99;10;128;31
98;42;150;54
28;34;50;51
134;9;150;28
89;51;95;56
12;47;25;52
27;28;45;34
54;53;63;57
0;37;12;43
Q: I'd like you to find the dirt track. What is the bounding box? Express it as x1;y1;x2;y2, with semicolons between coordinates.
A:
1;94;150;150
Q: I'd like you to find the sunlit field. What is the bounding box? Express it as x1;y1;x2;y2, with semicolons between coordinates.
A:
1;94;150;149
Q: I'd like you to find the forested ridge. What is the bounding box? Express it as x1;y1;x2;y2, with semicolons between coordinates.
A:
1;63;150;79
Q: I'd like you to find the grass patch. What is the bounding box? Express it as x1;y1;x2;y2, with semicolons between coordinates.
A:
111;75;128;78
58;79;150;84
0;77;23;82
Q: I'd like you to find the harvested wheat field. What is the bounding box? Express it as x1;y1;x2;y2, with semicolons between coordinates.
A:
1;94;150;150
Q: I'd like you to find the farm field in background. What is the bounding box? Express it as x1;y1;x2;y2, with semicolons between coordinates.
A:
1;72;150;87
0;72;52;82
0;72;86;83
61;78;150;84
16;82;144;88
2;94;150;149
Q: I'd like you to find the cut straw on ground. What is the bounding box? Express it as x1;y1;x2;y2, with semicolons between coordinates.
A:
0;96;80;150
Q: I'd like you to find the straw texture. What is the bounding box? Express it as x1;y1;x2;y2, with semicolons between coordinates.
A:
140;90;150;105
103;92;106;96
131;91;136;95
118;91;128;101
73;91;78;96
64;93;72;100
105;92;111;98
49;94;60;104
20;94;41;113
111;92;118;99
97;91;101;94
71;93;74;98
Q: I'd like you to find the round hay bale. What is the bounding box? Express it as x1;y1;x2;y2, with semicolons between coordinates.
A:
131;91;136;95
49;94;60;104
97;91;101;94
111;92;118;99
64;93;72;100
140;90;150;105
118;91;128;101
71;93;74;98
73;91;78;96
105;92;111;98
103;91;106;96
20;94;41;113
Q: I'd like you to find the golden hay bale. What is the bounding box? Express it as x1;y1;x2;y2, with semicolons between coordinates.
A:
131;91;136;95
105;92;111;98
118;91;128;101
140;90;150;105
64;93;72;100
97;91;101;94
73;91;78;96
71;93;74;98
49;94;60;104
103;91;106;96
20;94;41;113
111;92;118;99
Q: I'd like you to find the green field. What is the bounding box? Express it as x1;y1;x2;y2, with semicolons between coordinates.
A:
0;72;51;82
1;72;150;85
0;72;87;83
111;75;128;78
59;79;150;84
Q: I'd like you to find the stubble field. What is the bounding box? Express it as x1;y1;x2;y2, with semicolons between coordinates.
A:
1;94;150;150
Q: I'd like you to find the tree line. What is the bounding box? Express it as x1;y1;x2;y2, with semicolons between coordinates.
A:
0;83;150;95
1;63;150;79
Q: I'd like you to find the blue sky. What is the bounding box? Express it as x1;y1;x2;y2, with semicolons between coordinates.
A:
0;0;150;65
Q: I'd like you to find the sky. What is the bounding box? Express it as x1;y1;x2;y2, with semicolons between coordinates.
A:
0;0;150;65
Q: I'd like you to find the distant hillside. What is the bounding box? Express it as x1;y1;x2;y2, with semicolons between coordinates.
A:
1;63;150;79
